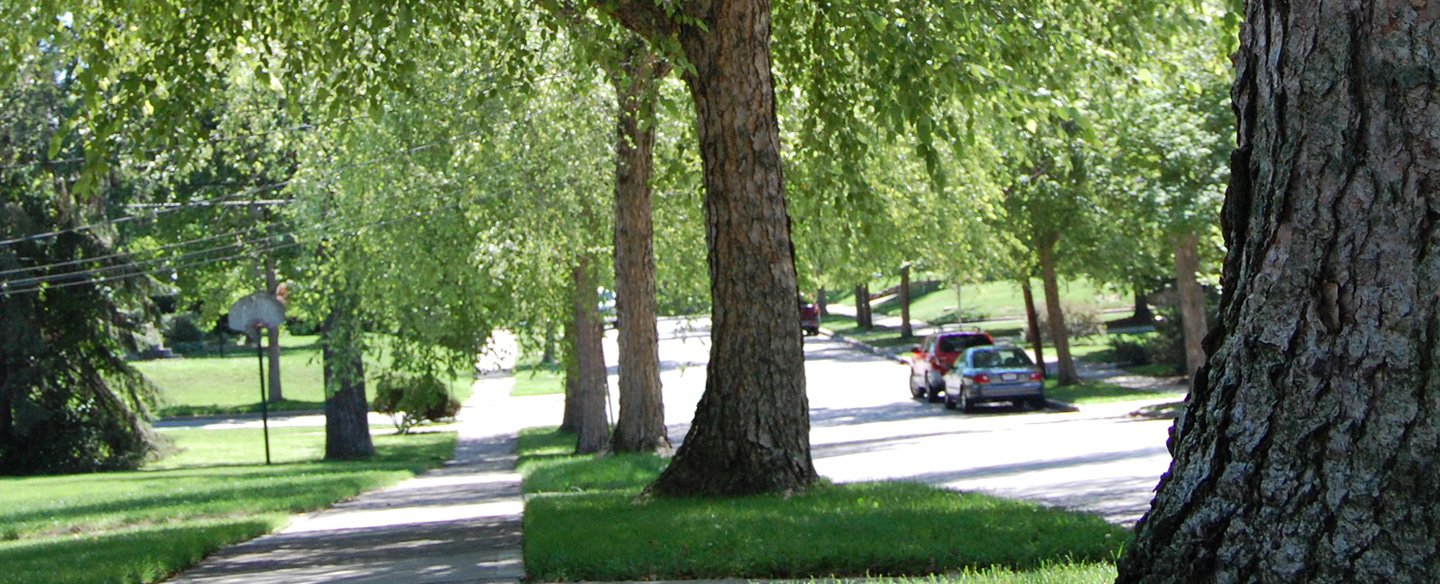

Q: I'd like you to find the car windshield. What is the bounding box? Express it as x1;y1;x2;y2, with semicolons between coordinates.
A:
972;348;1031;368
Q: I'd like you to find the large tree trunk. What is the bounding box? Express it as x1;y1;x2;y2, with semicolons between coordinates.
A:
1118;3;1440;582
1036;237;1078;385
321;291;373;461
1020;278;1046;380
898;264;913;338
571;259;610;455
609;40;670;454
615;0;816;496
816;287;827;316
263;252;283;402
1172;231;1208;380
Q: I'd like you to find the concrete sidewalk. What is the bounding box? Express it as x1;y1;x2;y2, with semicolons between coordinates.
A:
165;377;527;584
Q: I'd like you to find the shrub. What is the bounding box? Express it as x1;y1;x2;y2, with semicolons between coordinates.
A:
1108;335;1153;366
1032;301;1106;342
372;373;462;434
161;312;206;347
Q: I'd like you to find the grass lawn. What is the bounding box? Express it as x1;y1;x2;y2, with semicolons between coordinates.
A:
1045;378;1186;405
863;278;1129;324
511;364;566;397
0;426;455;584
518;427;1129;582
134;334;474;417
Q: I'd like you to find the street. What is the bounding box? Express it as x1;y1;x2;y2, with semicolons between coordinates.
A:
603;319;1177;525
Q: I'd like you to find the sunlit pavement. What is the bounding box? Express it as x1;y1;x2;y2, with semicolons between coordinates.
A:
164;377;527;584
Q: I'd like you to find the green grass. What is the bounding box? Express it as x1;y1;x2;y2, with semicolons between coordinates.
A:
511;365;566;397
133;334;474;417
0;427;456;584
868;279;1129;324
1044;379;1185;405
517;427;1130;582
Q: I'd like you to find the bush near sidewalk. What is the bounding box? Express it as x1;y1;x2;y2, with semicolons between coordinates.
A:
518;428;1129;582
0;426;455;584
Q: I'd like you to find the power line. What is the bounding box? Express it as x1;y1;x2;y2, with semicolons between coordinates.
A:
0;127;484;248
0;185;481;295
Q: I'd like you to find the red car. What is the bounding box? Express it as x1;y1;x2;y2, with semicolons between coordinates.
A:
908;330;993;402
800;299;821;336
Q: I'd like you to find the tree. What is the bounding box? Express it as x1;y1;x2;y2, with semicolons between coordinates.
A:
605;38;673;454
0;55;162;474
608;0;817;496
1116;1;1440;581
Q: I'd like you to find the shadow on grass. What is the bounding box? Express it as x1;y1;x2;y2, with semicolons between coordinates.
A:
157;399;328;418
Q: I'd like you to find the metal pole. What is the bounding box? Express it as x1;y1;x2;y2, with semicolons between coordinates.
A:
256;328;271;465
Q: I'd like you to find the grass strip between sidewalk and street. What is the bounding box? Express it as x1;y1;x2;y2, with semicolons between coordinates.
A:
518;427;1130;582
0;426;456;584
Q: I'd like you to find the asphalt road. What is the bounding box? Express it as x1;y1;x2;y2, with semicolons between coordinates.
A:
166;317;1178;526
606;320;1178;525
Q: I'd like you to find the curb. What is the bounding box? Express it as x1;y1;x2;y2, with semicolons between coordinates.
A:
820;328;907;364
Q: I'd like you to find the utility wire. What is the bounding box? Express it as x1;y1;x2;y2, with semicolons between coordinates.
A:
0;184;481;295
0;127;487;248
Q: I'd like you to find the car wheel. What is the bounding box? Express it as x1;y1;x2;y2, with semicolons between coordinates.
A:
926;384;943;403
958;389;974;413
944;393;957;410
909;378;925;399
1029;397;1047;411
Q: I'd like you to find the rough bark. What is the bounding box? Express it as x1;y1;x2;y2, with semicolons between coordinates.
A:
614;0;816;496
1172;230;1208;379
816;287;828;316
608;41;671;455
1037;237;1078;385
263;252;283;402
1118;2;1440;582
571;259;610;455
1021;278;1046;380
899;264;913;338
320;291;373;461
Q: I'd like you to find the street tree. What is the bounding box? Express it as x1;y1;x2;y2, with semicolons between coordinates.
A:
1116;2;1440;581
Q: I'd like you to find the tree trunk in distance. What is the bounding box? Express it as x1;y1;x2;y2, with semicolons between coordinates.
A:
559;318;580;434
1132;290;1155;324
1172;231;1208;380
955;279;963;324
1117;2;1440;581
0;363;12;456
1021;278;1046;380
263;252;283;402
816;287;827;316
899;264;913;338
571;259;609;454
1037;237;1078;385
320;291;373;460
628;0;816;496
609;40;670;454
855;283;872;330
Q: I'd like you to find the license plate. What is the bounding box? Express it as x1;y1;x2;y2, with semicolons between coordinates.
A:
1001;373;1018;381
